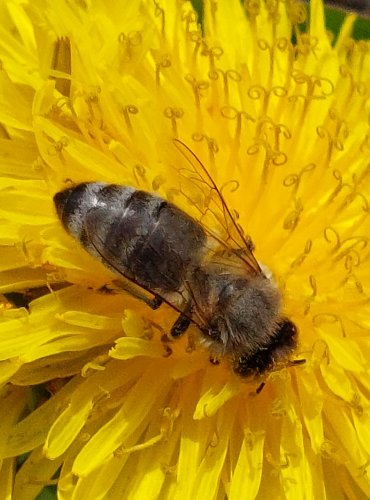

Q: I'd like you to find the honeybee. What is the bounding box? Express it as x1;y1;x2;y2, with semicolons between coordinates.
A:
54;140;299;377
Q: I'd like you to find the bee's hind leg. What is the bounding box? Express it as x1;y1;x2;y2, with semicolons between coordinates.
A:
112;278;163;310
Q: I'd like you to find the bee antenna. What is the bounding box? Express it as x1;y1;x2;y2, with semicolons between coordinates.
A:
255;382;265;394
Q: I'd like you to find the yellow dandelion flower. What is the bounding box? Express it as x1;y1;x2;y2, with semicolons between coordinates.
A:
0;0;369;498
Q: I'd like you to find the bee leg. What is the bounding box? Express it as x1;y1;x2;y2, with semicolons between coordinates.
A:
170;313;191;338
112;279;163;310
149;295;163;310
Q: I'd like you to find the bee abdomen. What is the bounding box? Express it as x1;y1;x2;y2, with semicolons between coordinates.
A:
54;182;134;240
54;182;206;292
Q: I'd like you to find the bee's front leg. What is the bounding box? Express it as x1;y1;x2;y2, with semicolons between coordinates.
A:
112;279;163;310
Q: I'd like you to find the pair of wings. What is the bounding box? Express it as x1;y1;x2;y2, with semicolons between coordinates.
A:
170;139;260;273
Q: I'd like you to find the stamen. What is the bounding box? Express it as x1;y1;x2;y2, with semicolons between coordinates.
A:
275;38;294;86
358;459;370;478
47;136;69;157
182;9;198;35
164;106;184;137
133;164;146;185
283;198;303;231
266;452;290;472
295;34;318;57
341;254;364;294
289;239;312;269
289;2;307;25
304;275;317;315
201;44;223;73
114;406;179;455
208;68;241;104
339;64;356;101
348;393;363;417
85;86;101;105
118;31;142;62
220;106;255;144
354;164;370;186
187;29;202;63
121;104;138;135
248;84;287;115
208;0;218;28
271;398;287;418
290;72;333;119
328;108;349;148
243;0;261;18
257;39;273;86
283;163;316;196
339;187;369;215
220;179;239;196
153;0;165;36
316;126;335;165
160;462;177;475
320;440;340;461
79;432;90;442
311;339;331;366
247;138;287;182
207;430;220;449
155;54;171;86
255;117;291;161
191;133;218;168
185;74;209;109
152;175;166;191
334;235;369;263
114;432;165;455
81;356;108;377
324;226;341;251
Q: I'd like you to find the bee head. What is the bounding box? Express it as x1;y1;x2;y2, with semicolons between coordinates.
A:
233;319;298;377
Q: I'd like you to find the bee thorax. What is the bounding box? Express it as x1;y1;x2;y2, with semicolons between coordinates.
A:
192;268;281;358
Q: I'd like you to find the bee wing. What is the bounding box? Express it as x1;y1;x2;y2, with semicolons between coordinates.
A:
172;139;261;274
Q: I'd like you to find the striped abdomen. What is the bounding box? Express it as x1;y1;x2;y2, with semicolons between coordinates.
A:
54;182;206;293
